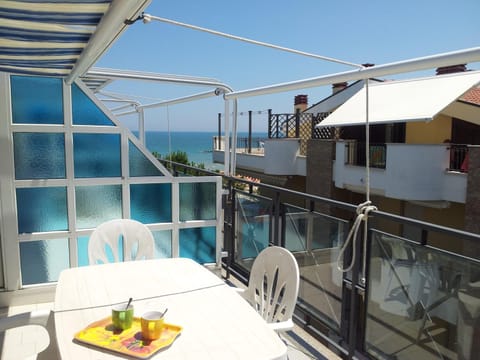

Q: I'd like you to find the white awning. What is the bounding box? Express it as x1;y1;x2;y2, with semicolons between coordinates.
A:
317;70;480;127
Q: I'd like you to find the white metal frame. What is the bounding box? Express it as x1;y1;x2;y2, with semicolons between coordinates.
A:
0;74;223;292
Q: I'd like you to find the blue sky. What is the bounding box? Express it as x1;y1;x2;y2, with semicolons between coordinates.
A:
96;0;480;132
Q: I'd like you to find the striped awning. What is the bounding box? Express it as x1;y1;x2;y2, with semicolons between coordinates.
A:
0;0;149;78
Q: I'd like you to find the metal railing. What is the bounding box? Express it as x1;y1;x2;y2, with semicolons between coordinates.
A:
160;159;480;360
268;111;332;155
448;144;469;172
213;136;266;153
345;141;387;169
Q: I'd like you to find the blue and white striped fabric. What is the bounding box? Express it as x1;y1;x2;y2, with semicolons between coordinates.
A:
0;0;112;76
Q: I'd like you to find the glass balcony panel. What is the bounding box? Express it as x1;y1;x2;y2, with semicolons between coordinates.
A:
16;187;68;233
179;182;216;221
14;132;65;179
73;133;121;178
129;141;164;177
20;239;69;285
179;227;216;264
72;83;114;126
284;204;347;332
234;192;271;261
366;231;480;360
75;185;122;229
11;75;63;124
130;184;172;223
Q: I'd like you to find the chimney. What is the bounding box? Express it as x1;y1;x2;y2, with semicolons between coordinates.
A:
436;64;467;75
294;94;308;112
332;82;348;94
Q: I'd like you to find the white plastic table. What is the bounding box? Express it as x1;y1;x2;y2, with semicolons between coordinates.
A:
54;258;287;359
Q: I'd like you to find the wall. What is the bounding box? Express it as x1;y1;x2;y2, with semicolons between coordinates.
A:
464;146;480;258
405;114;452;144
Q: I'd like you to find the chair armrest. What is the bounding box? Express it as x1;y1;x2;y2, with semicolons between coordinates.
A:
268;319;294;332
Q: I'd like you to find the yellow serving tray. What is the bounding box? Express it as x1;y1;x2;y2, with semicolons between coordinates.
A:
74;316;182;359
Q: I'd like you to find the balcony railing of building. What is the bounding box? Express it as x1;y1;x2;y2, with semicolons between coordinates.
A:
448;144;469;172
268;110;332;155
345;141;387;169
160;159;480;360
344;142;469;172
213;135;267;154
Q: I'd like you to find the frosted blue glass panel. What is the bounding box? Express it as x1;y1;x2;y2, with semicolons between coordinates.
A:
130;184;172;223
180;183;216;221
20;239;69;285
73;133;121;178
153;230;172;258
11;76;63;124
17;187;68;233
129;141;164;177
77;236;89;267
75;185;122;229
179;227;216;264
14;132;65;179
72;83;114;126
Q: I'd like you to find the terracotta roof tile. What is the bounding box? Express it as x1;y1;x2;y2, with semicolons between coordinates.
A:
461;87;480;105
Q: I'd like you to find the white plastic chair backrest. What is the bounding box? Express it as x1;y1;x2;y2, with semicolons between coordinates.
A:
88;219;154;264
0;309;59;360
243;246;300;324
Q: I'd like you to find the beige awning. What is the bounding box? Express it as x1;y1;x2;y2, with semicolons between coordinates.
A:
317;70;480;127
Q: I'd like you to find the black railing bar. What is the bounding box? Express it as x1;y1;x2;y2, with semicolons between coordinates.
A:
423;244;480;264
159;159;220;176
160;159;480;243
373;209;480;243
342;278;367;293
282;202;350;224
226;176;359;212
372;229;480;264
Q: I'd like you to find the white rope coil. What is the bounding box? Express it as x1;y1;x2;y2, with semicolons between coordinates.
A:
336;201;377;283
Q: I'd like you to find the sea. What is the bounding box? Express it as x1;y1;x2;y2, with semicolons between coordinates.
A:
140;131;267;171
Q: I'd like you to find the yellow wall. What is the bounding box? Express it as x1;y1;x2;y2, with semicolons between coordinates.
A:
405;114;452;144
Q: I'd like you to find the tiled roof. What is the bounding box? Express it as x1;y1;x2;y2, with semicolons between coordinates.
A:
461;87;480;105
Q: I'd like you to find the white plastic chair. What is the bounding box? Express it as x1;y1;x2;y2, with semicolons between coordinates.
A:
238;246;300;332
88;219;154;264
0;309;59;360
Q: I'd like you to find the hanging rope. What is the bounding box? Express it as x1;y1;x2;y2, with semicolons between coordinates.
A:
336;78;377;284
167;105;172;164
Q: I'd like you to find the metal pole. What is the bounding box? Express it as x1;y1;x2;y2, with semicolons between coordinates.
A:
268;109;272;138
224;100;230;176
117;89;223;116
248;110;252;153
224;47;480;100
230;100;238;176
138;108;145;144
217;113;221;150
